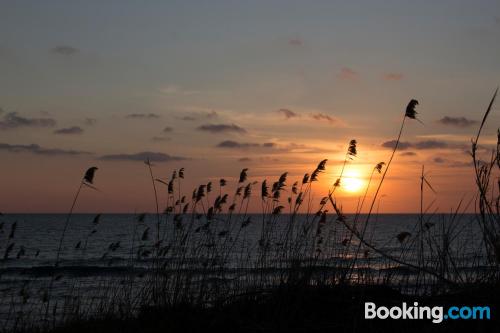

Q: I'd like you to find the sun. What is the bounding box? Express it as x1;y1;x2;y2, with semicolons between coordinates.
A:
342;170;364;193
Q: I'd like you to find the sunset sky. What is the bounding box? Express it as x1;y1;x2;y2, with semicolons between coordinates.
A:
1;0;500;213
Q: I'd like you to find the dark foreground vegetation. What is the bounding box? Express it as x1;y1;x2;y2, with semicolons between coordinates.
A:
1;91;499;332
51;284;499;333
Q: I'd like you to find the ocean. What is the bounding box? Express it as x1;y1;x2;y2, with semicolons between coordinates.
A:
0;213;487;327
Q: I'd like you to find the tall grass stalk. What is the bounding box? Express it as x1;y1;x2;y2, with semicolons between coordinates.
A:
45;167;98;324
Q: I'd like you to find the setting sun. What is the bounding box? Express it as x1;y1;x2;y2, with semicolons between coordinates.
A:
342;170;364;193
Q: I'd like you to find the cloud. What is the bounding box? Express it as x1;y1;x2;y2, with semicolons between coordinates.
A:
54;126;84;135
381;140;467;150
338;67;358;80
84;118;97;126
205;111;218;118
216;140;276;149
0;142;91;156
413;141;450;149
449;161;473;168
288;37;303;46
197;123;247;134
277;108;299;119
238;157;252;162
262;142;276;148
0;112;56;130
51;45;79;56
432;156;472;168
125;113;160;119
163;126;173;133
216;141;260;149
382;140;410;149
384;73;404;81
310;113;340;124
437;116;478;128
99;152;187;162
495;16;500;25
177;110;218;121
216;140;332;154
400;151;417;156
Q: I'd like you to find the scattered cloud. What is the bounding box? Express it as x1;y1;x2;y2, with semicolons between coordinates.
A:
54;126;84;135
433;157;446;163
383;73;404;81
437;116;478;128
216;140;272;149
217;141;259;149
0;142;91;156
449;161;473;168
310;113;341;125
400;151;417;156
381;141;415;150
432;156;472;168
176;110;218;121
0;112;56;130
51;45;79;56
214;140;330;154
238;157;252;162
125;113;160;119
197;123;247;134
277;108;299;119
382;140;467;150
163;126;173;133
338;67;358;80
288;37;303;46
84;118;97;126
262;142;276;148
99;152;187;162
413;141;451;149
205;111;218;118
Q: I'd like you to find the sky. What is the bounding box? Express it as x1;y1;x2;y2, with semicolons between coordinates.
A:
0;0;499;213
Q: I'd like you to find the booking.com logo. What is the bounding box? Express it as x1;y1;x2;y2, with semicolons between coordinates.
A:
365;302;491;323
